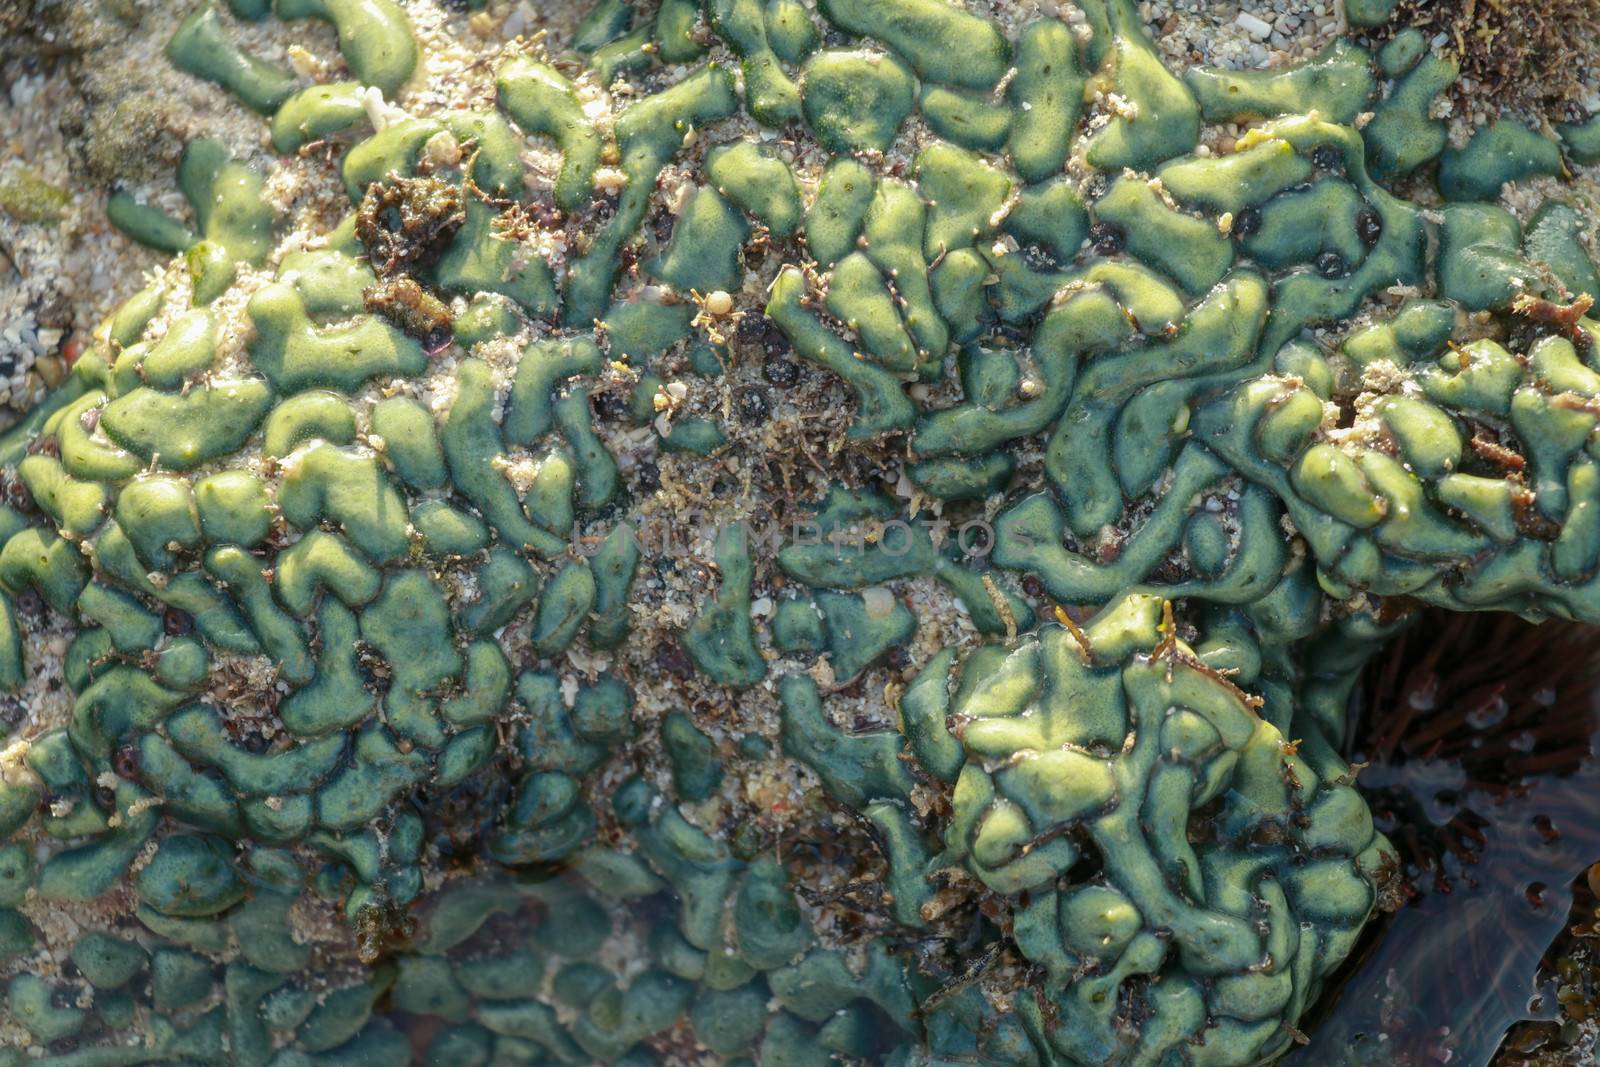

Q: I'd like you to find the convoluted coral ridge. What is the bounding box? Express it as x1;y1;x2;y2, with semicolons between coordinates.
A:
2;0;1600;1064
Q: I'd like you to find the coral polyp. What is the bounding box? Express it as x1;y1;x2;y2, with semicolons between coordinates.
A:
1;0;1599;1064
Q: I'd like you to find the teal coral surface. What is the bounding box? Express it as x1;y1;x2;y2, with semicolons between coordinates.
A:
5;1;1600;1064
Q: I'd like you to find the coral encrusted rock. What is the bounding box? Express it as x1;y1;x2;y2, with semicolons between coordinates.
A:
3;0;1600;1064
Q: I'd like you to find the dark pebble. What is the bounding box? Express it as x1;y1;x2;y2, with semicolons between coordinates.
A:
763;357;801;387
1311;144;1344;172
1089;221;1125;255
593;390;633;424
1357;207;1383;244
1232;206;1262;239
736;385;770;423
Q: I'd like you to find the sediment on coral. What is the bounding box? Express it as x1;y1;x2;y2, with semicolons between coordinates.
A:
3;0;1600;1065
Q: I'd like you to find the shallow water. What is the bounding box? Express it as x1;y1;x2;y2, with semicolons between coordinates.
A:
1293;617;1600;1066
1296;762;1600;1065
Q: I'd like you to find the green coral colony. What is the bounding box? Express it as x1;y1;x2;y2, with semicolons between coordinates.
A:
5;0;1600;1063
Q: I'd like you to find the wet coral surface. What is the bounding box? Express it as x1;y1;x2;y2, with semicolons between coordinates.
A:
0;1;1599;1065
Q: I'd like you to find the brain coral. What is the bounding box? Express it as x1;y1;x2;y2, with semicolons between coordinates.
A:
2;0;1599;1064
